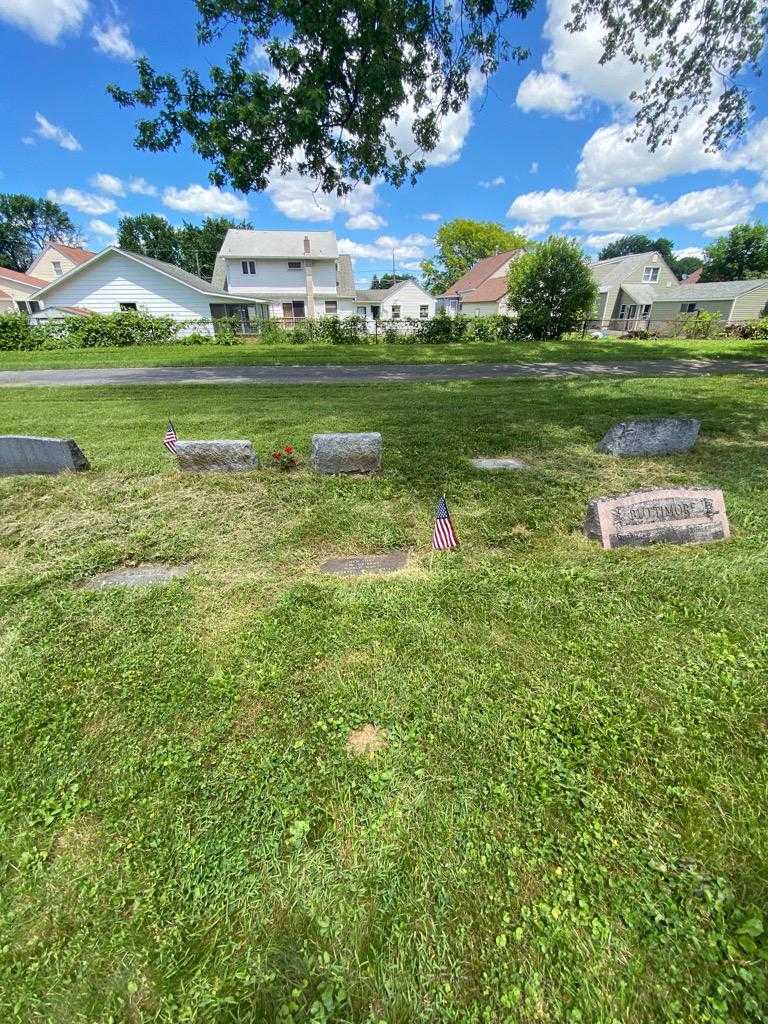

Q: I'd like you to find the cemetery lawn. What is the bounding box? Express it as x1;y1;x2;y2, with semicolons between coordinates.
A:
2;374;768;1023
0;335;767;371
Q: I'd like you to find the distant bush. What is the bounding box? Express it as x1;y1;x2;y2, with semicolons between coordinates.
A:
674;310;725;339
725;317;768;338
0;313;33;349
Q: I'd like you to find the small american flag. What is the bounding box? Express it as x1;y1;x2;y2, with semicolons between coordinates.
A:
432;495;459;550
163;420;178;454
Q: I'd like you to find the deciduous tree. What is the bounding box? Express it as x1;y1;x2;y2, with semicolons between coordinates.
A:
700;223;768;281
507;236;597;340
118;214;180;264
176;217;251;280
0;194;79;272
421;219;526;294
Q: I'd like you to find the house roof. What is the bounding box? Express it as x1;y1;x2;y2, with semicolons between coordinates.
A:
0;286;11;299
464;277;510;303
355;278;433;304
218;229;338;259
49;242;95;265
661;279;768;301
589;251;663;292
0;266;48;287
682;267;703;284
336;254;355;298
439;250;520;299
620;282;663;305
31;246;270;304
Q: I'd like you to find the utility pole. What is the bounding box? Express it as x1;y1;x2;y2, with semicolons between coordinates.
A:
392;249;395;277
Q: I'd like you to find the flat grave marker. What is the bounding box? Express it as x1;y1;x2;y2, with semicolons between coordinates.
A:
84;564;191;590
470;457;528;471
585;487;730;550
320;553;408;576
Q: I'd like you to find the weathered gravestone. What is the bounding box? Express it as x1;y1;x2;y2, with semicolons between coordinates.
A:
585;487;730;550
0;435;90;476
311;432;382;474
471;457;528;471
84;564;191;590
320;553;408;576
174;440;259;473
597;417;700;456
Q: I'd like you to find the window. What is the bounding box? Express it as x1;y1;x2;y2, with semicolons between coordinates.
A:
52;261;62;276
357;305;368;317
16;300;40;313
618;304;627;319
680;302;698;314
282;300;305;319
419;305;429;319
627;304;638;320
119;302;138;311
642;266;660;282
287;260;302;270
391;304;401;320
241;261;256;275
324;300;338;315
641;304;651;319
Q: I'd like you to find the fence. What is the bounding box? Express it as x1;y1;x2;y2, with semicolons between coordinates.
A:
580;315;754;337
240;316;432;339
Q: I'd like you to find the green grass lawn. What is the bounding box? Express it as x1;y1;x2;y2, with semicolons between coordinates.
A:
2;376;768;1022
1;335;767;371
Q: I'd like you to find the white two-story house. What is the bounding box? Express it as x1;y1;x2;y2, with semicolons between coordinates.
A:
212;230;356;319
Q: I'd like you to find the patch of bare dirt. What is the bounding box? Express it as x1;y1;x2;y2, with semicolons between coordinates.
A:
346;723;388;757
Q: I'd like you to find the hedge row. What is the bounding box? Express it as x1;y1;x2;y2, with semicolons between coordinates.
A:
254;313;519;345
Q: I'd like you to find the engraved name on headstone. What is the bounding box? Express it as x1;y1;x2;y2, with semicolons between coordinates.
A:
585;487;730;550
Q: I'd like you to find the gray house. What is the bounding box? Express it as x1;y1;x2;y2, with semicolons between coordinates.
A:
650;279;768;324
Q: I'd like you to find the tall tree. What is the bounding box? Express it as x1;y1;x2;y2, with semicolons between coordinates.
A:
109;1;766;196
507;236;597;340
0;194;79;272
598;234;676;265
118;214;180;264
370;272;414;290
675;255;705;278
175;217;251;280
700;223;768;282
421;219;527;294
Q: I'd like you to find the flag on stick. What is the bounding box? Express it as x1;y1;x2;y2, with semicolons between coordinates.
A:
163;420;178;454
432;495;459;550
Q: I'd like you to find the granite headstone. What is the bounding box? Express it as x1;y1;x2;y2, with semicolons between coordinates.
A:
0;435;90;476
597;417;700;456
471;457;527;471
84;564;191;590
311;432;382;474
585;486;730;550
174;440;259;473
320;553;407;576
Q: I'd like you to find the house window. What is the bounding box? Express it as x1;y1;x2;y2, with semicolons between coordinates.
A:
642;266;660;282
287;261;302;271
241;260;256;275
680;302;698;314
391;304;401;320
119;302;138;311
357;305;368;317
16;300;40;313
641;304;651;319
618;304;627;319
419;305;429;319
52;261;63;276
282;300;305;319
325;300;338;315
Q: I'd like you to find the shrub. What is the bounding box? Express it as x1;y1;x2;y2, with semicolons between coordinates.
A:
673;310;724;339
66;311;179;347
727;317;768;338
0;312;33;349
507;236;598;340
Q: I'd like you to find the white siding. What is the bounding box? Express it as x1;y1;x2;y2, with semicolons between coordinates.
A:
36;252;223;325
0;277;40;303
651;298;734;323
461;298;510;316
226;258;338;296
380;281;435;319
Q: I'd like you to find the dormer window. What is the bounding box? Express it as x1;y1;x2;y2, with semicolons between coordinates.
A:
642;266;660;282
288;261;302;270
52;261;62;276
241;261;256;275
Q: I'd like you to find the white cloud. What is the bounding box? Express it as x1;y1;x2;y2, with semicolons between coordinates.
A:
91;19;137;60
21;136;35;146
128;177;158;196
266;166;381;223
516;72;581;116
339;233;433;261
420;212;441;221
0;0;88;44
91;173;125;196
515;0;644;118
516;222;549;239
34;113;81;151
530;162;539;174
89;218;117;240
674;246;706;259
345;212;388;230
162;184;249;217
583;232;625;249
507;183;756;238
387;69;483;168
47;188;117;215
479;176;506;188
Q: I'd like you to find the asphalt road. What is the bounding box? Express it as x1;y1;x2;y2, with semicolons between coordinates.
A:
1;358;768;388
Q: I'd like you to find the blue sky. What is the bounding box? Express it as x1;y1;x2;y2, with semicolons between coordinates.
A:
2;0;767;286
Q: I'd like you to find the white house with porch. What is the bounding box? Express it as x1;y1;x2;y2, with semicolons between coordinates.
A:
212;229;356;319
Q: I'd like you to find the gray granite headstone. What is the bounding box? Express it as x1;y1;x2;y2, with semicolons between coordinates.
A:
84;564;191;590
0;435;90;476
174;440;259;473
311;432;382;474
471;457;527;471
585;487;729;550
597;418;700;456
320;552;407;576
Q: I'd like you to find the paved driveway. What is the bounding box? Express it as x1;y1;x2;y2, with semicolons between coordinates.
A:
1;358;768;388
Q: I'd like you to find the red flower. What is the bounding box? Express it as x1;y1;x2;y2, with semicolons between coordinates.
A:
273;450;282;459
284;445;294;454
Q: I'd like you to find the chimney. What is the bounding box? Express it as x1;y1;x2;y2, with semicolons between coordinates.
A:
303;235;311;255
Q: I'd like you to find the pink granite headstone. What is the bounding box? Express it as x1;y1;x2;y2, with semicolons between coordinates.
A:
585;487;730;550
